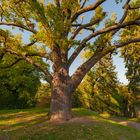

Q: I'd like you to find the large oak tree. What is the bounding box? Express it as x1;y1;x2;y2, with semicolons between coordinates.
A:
0;0;140;121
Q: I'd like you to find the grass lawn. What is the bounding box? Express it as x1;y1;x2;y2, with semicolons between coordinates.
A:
0;108;140;140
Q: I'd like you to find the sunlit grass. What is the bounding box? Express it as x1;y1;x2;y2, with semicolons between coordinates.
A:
73;108;99;117
99;112;111;118
0;108;140;140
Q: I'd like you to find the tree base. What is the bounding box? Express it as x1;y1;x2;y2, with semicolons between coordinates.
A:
49;111;72;122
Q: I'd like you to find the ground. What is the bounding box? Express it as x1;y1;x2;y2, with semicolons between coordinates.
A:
0;108;140;140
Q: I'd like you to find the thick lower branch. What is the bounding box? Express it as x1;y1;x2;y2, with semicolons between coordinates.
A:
6;49;53;83
70;53;105;90
70;38;140;91
68;43;86;67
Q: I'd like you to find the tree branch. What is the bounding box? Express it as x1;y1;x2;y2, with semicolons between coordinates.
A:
68;20;140;67
5;49;53;83
71;0;106;22
112;0;131;35
23;57;53;84
114;38;140;49
0;58;22;68
122;0;131;9
0;51;5;59
54;0;60;8
68;43;86;67
82;20;140;44
22;41;36;47
20;41;51;59
70;38;140;91
0;22;37;33
70;19;101;40
68;0;133;67
25;52;50;58
129;6;140;10
72;23;82;27
80;0;87;9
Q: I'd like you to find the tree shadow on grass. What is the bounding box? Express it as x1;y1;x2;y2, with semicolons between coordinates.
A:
0;108;140;140
0;108;49;136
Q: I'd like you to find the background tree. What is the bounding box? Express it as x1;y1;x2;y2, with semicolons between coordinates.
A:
77;54;121;115
35;83;51;108
75;51;139;117
0;53;40;109
120;2;140;117
117;85;136;117
121;45;140;117
0;0;140;121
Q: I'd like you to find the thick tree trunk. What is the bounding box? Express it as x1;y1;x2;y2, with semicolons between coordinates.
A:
49;45;73;121
50;73;72;121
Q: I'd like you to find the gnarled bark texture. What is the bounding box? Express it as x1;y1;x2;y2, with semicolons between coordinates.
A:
49;45;73;121
49;45;102;121
50;76;72;121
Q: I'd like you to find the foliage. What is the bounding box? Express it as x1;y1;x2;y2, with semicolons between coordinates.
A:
78;50;139;117
77;55;122;114
120;3;140;117
72;90;83;108
35;83;51;108
117;85;137;117
0;53;40;109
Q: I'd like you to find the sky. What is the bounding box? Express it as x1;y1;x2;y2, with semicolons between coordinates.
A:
1;0;129;84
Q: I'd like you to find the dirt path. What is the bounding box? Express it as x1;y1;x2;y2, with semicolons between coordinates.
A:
68;117;99;124
52;116;140;131
53;116;140;131
110;118;140;131
50;116;99;125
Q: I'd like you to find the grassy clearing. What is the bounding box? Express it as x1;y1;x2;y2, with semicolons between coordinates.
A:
0;108;140;140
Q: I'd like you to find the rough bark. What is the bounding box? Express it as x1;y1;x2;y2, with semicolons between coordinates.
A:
49;44;73;121
50;75;72;121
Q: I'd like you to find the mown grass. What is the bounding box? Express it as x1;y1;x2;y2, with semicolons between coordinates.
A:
0;108;140;140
